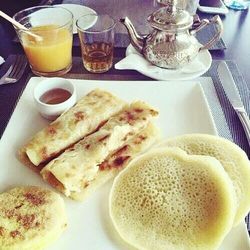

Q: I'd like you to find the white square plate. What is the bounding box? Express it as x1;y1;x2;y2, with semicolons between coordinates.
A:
0;77;249;250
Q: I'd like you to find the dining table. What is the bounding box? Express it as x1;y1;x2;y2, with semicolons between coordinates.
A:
0;0;250;244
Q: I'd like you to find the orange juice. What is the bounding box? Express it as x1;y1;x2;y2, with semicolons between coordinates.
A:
22;25;72;73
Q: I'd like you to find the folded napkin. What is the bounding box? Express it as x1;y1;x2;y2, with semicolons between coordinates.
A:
115;44;211;80
0;56;5;66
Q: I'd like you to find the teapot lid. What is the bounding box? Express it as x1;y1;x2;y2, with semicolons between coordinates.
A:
147;6;193;31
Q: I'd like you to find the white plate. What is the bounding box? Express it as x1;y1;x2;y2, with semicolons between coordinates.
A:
55;4;96;34
0;77;249;250
115;44;212;81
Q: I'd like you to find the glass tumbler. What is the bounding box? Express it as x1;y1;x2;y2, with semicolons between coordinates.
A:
13;6;73;77
77;14;115;73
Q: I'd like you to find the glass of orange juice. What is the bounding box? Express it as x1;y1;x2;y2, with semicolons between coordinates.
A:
13;6;73;77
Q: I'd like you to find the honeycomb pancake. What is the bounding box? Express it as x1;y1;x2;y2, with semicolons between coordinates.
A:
70;122;160;201
0;186;67;250
159;134;250;226
19;88;126;167
109;148;236;250
41;101;159;198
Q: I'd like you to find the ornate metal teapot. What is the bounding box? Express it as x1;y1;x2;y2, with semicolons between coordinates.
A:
121;0;223;69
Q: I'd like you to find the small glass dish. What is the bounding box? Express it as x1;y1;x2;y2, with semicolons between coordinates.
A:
33;78;76;120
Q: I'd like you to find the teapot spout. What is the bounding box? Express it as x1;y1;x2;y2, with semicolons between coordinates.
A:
120;17;144;53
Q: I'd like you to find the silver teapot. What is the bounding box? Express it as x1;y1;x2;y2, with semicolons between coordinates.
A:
121;0;223;69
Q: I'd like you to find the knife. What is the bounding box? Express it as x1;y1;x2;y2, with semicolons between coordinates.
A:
217;61;250;147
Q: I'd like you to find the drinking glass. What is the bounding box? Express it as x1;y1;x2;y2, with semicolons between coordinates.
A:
224;0;249;10
13;6;73;77
77;14;115;73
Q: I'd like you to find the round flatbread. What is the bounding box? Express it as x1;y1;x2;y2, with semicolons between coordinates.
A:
0;186;67;250
159;134;250;226
109;148;236;250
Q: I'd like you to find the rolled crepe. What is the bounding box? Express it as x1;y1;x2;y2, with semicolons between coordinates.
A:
19;89;126;167
41;101;159;198
70;122;160;201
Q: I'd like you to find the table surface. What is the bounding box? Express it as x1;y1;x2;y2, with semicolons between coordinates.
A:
0;1;250;82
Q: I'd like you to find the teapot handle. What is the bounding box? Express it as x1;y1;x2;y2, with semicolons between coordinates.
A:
190;15;223;50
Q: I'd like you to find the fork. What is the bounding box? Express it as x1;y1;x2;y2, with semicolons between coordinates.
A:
0;55;27;86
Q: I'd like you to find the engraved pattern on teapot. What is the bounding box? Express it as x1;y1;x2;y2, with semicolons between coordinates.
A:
143;30;201;69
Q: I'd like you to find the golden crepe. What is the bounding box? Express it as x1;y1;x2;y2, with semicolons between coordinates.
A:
41;101;159;199
0;186;67;250
109;148;236;250
70;122;160;200
19;89;126;167
159;134;250;226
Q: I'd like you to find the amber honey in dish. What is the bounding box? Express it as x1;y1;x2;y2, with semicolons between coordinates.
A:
40;88;71;104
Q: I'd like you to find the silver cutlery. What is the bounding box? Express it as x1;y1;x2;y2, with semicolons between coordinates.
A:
217;61;250;146
0;55;27;86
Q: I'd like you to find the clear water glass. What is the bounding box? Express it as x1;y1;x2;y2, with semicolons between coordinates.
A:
224;0;250;10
